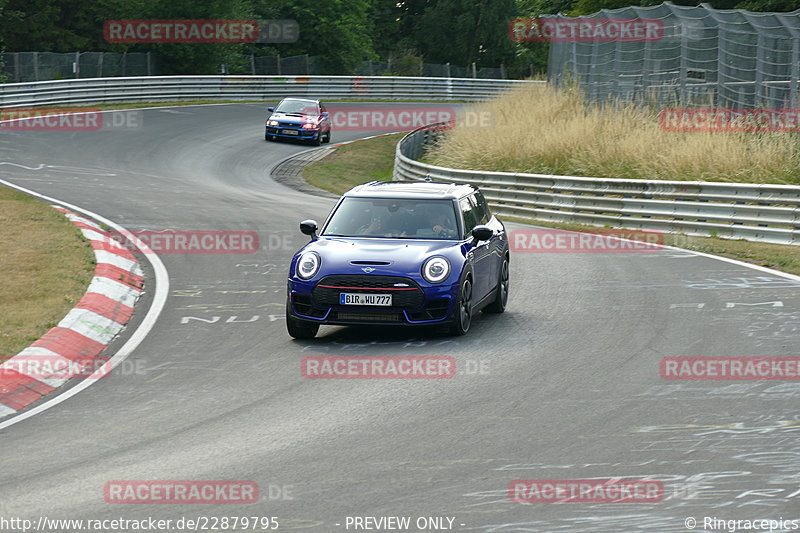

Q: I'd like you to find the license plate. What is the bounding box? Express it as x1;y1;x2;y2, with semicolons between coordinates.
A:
340;293;392;306
283;129;299;135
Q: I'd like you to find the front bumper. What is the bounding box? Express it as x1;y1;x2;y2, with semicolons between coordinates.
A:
287;274;458;326
266;124;321;140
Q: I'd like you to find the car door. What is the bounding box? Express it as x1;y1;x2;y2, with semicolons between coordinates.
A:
460;195;492;301
473;191;503;289
319;102;331;133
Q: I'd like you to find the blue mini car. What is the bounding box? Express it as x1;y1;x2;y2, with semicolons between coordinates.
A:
265;97;331;145
286;181;509;338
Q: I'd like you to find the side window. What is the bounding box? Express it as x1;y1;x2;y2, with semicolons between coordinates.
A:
459;196;478;235
473;192;490;225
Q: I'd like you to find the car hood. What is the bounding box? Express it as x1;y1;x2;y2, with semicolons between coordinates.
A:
269;113;316;124
303;237;461;278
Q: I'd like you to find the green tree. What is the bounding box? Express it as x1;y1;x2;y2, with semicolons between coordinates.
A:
0;0;144;52
249;0;376;74
130;0;253;74
414;0;518;68
0;0;6;82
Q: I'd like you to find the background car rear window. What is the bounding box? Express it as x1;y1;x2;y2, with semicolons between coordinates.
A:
323;198;458;239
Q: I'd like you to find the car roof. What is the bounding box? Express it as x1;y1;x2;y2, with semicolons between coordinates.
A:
343;181;475;200
279;97;320;104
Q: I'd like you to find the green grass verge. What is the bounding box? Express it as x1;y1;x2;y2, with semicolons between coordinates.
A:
303;134;404;195
302;133;800;277
0;186;96;362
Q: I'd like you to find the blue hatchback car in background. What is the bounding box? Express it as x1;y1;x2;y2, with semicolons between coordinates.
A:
265;97;331;145
286;181;509;338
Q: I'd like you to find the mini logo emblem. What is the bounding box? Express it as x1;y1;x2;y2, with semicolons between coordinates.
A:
361;267;375;273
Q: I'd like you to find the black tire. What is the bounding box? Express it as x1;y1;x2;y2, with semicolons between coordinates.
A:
286;300;319;339
323;129;331;143
311;132;322;146
484;253;509;314
265;133;274;141
449;276;473;336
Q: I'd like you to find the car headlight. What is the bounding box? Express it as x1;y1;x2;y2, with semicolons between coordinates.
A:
302;123;318;129
422;256;450;284
296;251;321;280
268;120;279;126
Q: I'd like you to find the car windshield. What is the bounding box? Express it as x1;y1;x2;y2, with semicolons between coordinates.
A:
323;198;459;240
275;99;318;115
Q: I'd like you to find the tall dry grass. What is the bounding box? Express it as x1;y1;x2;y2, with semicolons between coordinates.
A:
429;84;800;184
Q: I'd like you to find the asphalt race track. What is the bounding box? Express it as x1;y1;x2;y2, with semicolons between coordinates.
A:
1;103;800;532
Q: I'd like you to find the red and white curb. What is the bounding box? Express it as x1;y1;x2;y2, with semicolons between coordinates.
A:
0;207;144;417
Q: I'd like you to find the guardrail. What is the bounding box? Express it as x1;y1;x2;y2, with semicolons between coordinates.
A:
394;123;800;246
0;75;532;108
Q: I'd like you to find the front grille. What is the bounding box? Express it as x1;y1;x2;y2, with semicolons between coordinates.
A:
334;311;403;323
312;275;424;309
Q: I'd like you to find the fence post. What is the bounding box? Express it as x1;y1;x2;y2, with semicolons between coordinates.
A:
472;62;476;78
146;52;151;76
679;20;688;106
755;30;766;106
446;62;450;78
122;52;127;76
500;64;506;79
33;52;39;81
250;54;255;75
14;53;19;82
791;38;799;108
98;52;103;77
277;53;281;75
305;54;309;75
74;51;80;78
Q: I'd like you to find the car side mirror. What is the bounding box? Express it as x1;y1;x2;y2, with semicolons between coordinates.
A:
300;219;318;240
321;112;329;118
471;225;493;244
268;107;274;112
